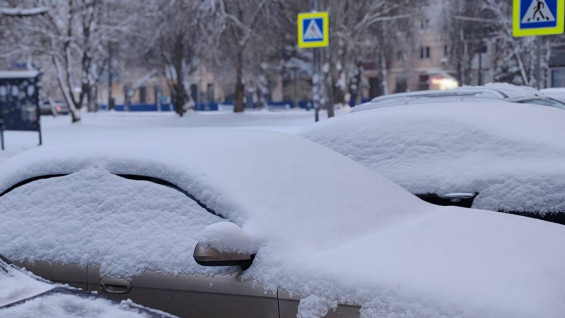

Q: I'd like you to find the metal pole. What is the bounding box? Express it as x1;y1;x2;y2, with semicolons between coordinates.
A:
536;36;542;89
293;68;298;108
312;0;320;122
108;42;113;110
314;48;319;122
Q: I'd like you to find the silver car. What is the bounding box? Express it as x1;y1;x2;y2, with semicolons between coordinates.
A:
353;83;565;112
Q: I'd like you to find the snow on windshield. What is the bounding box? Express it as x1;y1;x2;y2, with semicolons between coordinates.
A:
0;168;227;278
299;101;565;214
0;293;170;318
0;262;53;307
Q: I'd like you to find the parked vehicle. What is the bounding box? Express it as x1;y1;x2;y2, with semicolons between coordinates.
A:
1;129;565;317
300;100;565;225
40;100;70;116
353;83;565;112
0;255;174;317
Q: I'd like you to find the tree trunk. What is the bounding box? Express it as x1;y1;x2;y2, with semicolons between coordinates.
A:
234;50;245;113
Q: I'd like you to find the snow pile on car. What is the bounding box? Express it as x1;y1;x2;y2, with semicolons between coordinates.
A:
299;101;565;214
0;168;227;278
1;129;565;317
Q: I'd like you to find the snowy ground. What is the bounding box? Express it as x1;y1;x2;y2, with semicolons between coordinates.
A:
0;108;346;164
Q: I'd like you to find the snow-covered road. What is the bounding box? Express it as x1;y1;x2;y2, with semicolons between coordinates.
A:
0;109;345;164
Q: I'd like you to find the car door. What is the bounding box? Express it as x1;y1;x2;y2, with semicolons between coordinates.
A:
11;260;88;290
87;264;278;318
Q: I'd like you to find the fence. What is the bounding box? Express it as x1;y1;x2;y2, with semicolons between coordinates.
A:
98;101;318;112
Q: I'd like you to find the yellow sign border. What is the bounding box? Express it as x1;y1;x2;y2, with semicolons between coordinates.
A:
297;12;329;48
513;0;564;37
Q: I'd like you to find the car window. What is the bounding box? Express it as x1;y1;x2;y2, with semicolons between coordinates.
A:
519;98;556;107
0;168;229;279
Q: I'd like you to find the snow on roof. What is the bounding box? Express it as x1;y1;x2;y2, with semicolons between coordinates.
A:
2;129;565;316
300;101;565;214
0;70;41;79
481;82;542;98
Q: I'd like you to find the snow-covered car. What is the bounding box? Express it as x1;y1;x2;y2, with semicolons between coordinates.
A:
353;83;565;112
300;101;565;224
2;129;565;317
0;255;174;317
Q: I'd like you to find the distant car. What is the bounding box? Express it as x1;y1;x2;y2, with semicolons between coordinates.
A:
40;100;70;116
300;101;565;225
1;129;565;317
353;83;565;112
0;255;174;317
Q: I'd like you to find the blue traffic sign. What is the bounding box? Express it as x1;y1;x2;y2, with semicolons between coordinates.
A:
297;12;329;48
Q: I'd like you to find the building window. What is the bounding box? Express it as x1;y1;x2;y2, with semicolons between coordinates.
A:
420;19;429;30
444;45;449;57
396;51;403;61
420;46;431;59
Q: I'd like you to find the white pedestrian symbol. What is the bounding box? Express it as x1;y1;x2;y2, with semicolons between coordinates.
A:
521;0;555;23
304;19;323;40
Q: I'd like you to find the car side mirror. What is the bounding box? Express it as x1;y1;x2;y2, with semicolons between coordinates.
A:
193;243;254;267
193;222;258;267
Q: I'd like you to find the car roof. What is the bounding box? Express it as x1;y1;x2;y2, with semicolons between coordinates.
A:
0;129;423;239
353;84;546;112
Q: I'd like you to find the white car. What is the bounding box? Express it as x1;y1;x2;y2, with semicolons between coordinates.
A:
1;129;565;317
300;101;565;224
354;83;565;112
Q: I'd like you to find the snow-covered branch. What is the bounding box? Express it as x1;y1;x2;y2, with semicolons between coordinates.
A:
0;7;47;17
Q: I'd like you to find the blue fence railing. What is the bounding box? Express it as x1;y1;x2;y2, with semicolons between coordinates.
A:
98;101;320;112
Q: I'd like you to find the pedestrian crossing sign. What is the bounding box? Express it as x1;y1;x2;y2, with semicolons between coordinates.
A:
298;12;329;48
513;0;564;36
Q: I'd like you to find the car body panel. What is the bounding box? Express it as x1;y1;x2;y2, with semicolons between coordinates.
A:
12;260;87;290
87;264;279;318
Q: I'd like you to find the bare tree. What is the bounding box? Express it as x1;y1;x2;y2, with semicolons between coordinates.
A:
206;0;276;112
315;0;412;117
2;0;137;122
133;0;211;117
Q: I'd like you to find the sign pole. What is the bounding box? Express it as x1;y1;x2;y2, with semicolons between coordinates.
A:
536;36;542;89
297;4;328;122
311;0;319;123
314;47;319;122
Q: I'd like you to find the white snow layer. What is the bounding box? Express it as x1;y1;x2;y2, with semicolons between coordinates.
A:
0;265;53;307
299;101;565;214
0;294;162;318
1;129;565;317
